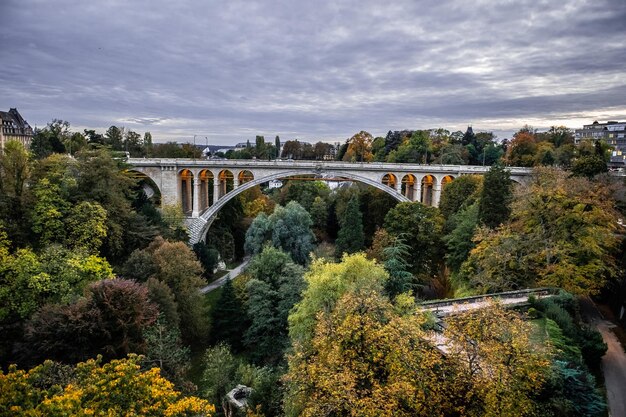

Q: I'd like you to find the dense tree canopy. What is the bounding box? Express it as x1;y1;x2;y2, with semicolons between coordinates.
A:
461;168;619;296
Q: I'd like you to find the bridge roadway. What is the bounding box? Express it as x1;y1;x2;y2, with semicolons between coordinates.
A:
127;158;533;244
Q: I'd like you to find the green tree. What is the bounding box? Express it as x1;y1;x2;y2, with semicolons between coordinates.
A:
74;148;136;259
0;140;30;199
245;246;305;363
310;195;327;233
142;314;191;389
30;177;70;246
444;202;480;272
335;195;364;257
65;201;108;253
381;235;414;297
245;201;315;265
384;202;444;277
210;278;248;352
201;343;241;416
438;174;482;222
104;126;124;150
288;253;389;348
478;164;512;229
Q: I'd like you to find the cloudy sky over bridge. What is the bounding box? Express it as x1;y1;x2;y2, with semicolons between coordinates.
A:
1;0;625;144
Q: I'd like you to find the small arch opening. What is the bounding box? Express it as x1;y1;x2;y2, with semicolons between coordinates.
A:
238;170;254;185
401;174;416;201
421;175;436;206
218;170;234;197
199;170;214;211
179;169;194;215
382;173;398;189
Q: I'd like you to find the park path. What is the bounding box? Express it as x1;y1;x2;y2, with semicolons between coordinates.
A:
199;258;250;294
580;299;626;417
597;320;626;417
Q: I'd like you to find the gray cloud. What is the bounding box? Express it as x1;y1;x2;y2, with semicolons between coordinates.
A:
1;0;625;143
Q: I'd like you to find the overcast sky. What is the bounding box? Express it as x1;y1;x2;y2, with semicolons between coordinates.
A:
1;0;625;144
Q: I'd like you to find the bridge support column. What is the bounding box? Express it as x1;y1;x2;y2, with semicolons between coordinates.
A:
394;177;401;194
213;181;220;205
415;182;422;203
192;178;201;218
233;177;239;189
433;184;442;207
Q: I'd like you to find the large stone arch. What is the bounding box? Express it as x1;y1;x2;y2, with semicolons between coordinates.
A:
126;169;162;205
188;169;410;244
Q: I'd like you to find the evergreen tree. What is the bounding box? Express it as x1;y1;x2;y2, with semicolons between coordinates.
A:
335;195;364;257
478;164;512;228
210;279;247;352
275;135;281;158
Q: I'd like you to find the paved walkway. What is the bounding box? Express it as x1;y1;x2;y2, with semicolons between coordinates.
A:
200;259;250;294
580;299;626;417
597;320;626;417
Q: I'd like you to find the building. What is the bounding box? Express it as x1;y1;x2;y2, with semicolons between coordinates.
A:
575;120;626;165
0;108;33;150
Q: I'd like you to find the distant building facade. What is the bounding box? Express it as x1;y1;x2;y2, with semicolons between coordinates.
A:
575;120;626;165
0;108;33;150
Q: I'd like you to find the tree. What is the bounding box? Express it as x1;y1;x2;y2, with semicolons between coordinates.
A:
335;195;364;257
342;131;373;162
244;246;305;363
25;279;158;364
506;129;537;167
142;314;191;389
389;130;432;163
30;177;70;246
477;164;512;229
104;126;124;150
309;196;327;234
285;285;453;416
0;355;215;416
193;241;220;278
438;174;482;222
202;343;241;416
444;202;480;272
384;202;444;277
245;201;315;265
381;236;414;298
288;253;389;348
0;245;114;323
0;140;30;199
65;201;108;253
445;302;550;417
210;278;248;352
74;148;136;259
462;168;619;296
149;238;209;343
29;120;70;158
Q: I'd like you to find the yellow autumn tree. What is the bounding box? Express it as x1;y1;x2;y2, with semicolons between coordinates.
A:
0;354;215;416
445;301;551;417
342;131;374;162
285;289;454;417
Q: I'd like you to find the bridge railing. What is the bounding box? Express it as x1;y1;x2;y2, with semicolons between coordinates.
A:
417;287;559;310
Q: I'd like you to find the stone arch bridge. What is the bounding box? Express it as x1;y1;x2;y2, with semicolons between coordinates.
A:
127;158;532;244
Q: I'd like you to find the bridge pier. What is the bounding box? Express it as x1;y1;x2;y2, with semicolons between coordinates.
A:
192;178;201;217
433;184;442;207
